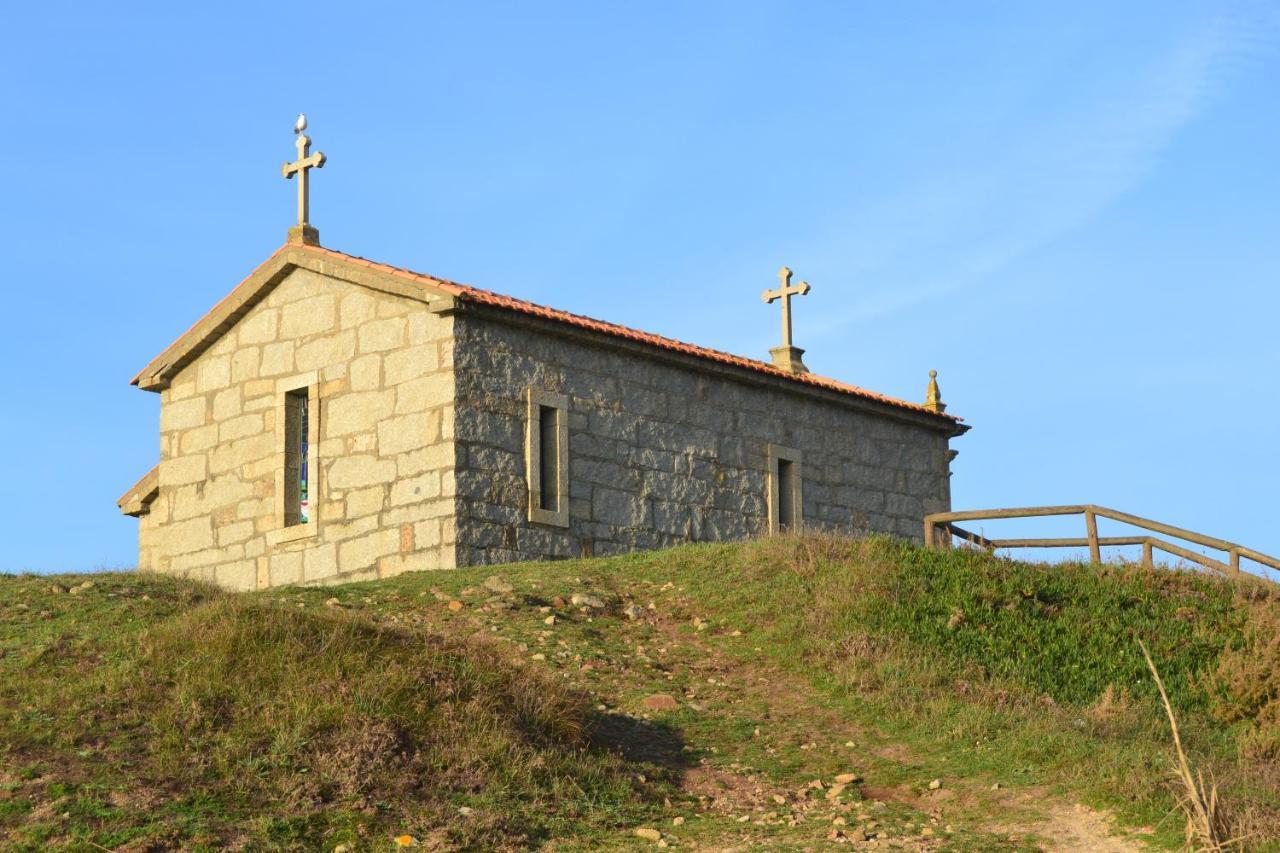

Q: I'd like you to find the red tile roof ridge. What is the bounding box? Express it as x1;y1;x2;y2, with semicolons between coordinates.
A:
301;244;959;422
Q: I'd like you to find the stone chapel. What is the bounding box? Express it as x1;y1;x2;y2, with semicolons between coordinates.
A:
117;120;968;591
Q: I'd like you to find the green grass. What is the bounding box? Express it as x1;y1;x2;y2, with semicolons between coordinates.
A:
2;534;1277;849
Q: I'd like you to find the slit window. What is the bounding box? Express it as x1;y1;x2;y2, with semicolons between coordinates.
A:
768;445;803;534
538;404;560;513
776;459;795;531
527;389;569;527
284;388;310;526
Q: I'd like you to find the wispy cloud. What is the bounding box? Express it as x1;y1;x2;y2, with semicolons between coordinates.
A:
800;12;1279;335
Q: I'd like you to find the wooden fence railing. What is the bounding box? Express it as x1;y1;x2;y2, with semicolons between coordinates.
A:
924;504;1280;580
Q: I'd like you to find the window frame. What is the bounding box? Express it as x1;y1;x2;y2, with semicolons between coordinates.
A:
526;389;570;528
269;371;321;546
767;443;803;534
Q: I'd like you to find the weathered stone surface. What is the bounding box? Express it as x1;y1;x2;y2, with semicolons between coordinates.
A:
450;312;954;567
140;268;458;589
133;259;955;591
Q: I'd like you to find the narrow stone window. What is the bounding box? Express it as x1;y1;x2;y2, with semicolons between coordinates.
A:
538;404;560;512
767;444;803;534
777;459;795;530
270;371;321;546
284;388;309;526
527;389;569;527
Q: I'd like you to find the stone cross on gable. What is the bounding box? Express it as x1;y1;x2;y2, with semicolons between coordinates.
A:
282;113;326;246
761;266;811;374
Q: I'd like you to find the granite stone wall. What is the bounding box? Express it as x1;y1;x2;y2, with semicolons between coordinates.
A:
138;266;957;589
452;311;956;566
144;268;457;590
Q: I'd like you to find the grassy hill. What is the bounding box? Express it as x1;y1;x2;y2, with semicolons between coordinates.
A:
1;534;1277;850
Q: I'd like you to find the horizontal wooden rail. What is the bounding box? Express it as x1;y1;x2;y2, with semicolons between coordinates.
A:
924;504;1280;581
990;536;1149;549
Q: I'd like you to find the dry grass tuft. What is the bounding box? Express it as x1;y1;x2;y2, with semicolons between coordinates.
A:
1087;684;1134;724
1139;640;1241;852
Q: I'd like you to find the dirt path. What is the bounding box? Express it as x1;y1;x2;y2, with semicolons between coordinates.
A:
419;572;1147;849
628;592;1144;850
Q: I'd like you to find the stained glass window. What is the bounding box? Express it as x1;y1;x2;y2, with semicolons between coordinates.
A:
285;388;309;526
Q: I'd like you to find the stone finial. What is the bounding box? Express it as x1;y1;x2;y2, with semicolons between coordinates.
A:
282;113;326;246
924;369;946;413
761;266;811;374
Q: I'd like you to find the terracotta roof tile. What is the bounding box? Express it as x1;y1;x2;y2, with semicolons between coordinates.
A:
299;244;960;423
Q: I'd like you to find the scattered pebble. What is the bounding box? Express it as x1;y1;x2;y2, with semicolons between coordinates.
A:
571;592;606;610
483;576;514;595
640;693;679;711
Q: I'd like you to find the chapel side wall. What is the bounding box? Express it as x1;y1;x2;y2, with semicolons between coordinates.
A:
145;268;458;591
138;511;158;572
452;314;954;566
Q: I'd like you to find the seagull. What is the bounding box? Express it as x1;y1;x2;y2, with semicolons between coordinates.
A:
294;113;307;135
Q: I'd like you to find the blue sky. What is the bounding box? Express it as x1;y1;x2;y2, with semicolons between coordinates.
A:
1;2;1276;574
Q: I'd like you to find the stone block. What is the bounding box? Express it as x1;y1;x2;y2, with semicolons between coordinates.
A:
412;519;442;549
179;423;219;455
161;397;208;432
338;528;400;573
296;330;356;372
216;520;254;547
378;550;442;579
231;347;260;383
260;341;295;376
159;516;213;554
281;294;336;338
389;471;440;506
212;387;242;421
269;551;303;587
219;413;263;442
394;373;452;415
350;354;382;391
326;389;395;437
359;317;407;353
408;311;443;344
238;308;279;345
340;291;379;329
383;343;438;385
377;413;434;457
345;486;386;518
164;454;207;486
593;487;649;528
197;354;232;393
328;455;396;489
303;543;338;582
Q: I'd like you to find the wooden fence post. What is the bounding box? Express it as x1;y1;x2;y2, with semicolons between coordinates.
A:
1085;509;1101;564
1229;549;1240;575
1142;540;1153;568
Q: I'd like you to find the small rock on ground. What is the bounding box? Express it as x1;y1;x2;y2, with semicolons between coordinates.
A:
483;576;514;594
570;592;606;609
640;693;680;711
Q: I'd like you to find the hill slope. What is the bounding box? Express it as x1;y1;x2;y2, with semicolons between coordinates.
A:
1;535;1277;850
